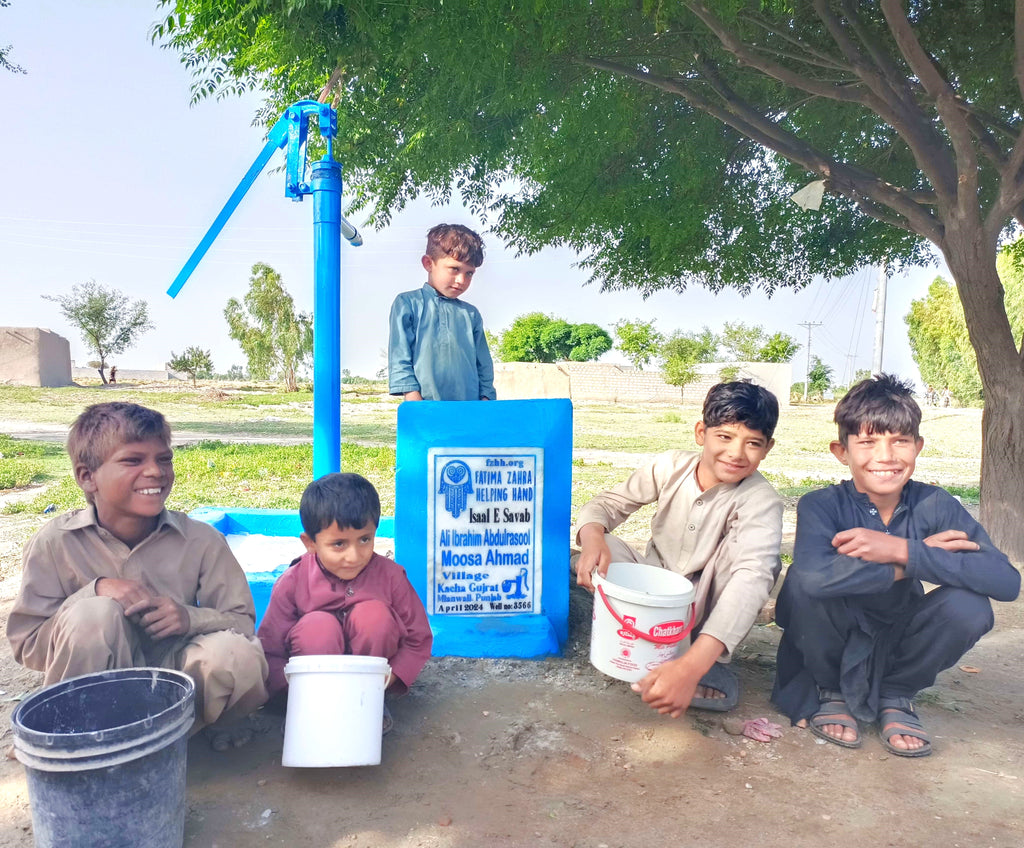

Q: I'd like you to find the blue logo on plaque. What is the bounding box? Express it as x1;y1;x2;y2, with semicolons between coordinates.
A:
438;460;473;518
502;567;530;599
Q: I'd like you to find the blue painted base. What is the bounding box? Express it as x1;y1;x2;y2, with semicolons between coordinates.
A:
190;507;395;628
396;399;573;659
429;614;560;659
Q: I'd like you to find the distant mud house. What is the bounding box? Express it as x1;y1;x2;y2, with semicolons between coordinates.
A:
0;327;72;387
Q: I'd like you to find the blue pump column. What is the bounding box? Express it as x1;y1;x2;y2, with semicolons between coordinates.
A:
311;158;342;479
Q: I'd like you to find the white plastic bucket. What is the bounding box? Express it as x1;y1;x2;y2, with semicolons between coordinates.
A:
590;562;696;683
282;654;391;767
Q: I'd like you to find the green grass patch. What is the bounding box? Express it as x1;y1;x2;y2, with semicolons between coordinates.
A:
0;435;71;489
3;441;397;516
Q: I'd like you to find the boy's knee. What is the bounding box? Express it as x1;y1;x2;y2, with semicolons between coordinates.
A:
184;631;267;685
928;587;994;640
289;611;345;654
58;596;130;638
346;599;395;632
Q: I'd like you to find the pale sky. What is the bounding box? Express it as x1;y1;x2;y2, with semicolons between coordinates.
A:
1;1;944;386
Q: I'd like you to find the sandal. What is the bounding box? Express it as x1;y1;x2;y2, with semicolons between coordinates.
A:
690;663;739;712
809;690;862;749
878;696;932;758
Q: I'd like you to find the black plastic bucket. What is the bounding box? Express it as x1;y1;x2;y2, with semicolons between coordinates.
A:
11;667;195;848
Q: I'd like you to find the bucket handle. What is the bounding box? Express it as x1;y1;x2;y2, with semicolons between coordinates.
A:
596;584;696;645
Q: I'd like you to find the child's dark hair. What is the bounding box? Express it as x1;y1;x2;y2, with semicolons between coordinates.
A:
300;473;381;538
834;373;921;443
702;381;779;441
67;403;171;473
426;223;485;267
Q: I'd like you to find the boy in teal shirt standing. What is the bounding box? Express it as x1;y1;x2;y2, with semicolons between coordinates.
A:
388;223;496;402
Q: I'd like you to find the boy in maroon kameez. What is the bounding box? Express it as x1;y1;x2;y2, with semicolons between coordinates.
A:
258;473;432;731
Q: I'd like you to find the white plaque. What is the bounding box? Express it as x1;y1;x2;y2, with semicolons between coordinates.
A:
427;448;543;615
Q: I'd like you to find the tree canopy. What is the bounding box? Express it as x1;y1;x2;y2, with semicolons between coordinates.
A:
614;320;665;369
43;281;152;384
157;1;1024;555
719;322;800;363
497;313;612;363
225;263;312;391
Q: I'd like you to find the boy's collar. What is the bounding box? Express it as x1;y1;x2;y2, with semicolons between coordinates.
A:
67;504;178;537
421;282;458;301
840;477;913;508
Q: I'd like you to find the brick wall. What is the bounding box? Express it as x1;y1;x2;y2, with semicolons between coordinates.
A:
494;361;791;405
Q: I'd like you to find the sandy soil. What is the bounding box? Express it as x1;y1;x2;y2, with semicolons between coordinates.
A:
0;466;1022;847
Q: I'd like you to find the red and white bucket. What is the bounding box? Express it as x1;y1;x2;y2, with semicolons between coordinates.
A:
590;562;696;683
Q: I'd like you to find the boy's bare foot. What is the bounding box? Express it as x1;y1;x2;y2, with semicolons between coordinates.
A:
694;684;727;701
204;710;278;752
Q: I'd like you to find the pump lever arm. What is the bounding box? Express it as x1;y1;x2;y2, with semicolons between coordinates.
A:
167;114;291;298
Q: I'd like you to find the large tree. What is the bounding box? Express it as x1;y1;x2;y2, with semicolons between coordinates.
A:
43;281;152;384
225;262;312;391
158;1;1024;559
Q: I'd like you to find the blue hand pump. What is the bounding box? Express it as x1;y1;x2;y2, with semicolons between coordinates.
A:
167;100;362;479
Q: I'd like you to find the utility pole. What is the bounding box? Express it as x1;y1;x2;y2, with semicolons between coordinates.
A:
799;321;823;402
872;265;888;374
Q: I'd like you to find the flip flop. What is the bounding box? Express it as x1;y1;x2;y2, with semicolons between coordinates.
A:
809;690;862;749
689;663;739;712
878;696;932;758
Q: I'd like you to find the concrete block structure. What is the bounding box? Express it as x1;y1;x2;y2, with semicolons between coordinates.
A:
0;327;72;387
494;360;791;406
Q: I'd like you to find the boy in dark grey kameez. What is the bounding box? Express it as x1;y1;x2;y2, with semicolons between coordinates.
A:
772;375;1019;757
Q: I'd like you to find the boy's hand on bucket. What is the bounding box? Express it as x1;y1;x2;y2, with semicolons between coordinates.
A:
631;659;700;718
575;524;611;592
632;636;725;718
124;596;190;639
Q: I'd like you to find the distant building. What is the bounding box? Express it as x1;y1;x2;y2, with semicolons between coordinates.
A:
0;327;72;387
494;361;792;405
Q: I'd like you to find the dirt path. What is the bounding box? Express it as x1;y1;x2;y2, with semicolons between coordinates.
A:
1;421;1021;847
0;571;1022;847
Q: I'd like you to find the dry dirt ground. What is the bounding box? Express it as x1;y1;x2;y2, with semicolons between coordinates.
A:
1;500;1022;846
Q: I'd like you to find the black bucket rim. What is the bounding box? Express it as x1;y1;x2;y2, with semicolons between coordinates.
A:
11;668;195;769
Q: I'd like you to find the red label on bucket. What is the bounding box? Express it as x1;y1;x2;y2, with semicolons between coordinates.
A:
617;615;638;641
649;621;687;640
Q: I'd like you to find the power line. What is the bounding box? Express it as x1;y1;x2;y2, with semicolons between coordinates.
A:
798;321;823;402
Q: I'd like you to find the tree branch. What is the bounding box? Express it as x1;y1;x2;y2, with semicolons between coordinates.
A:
685;1;867;105
580;55;942;242
740;11;851;73
879;0;978;216
988;131;1024;241
838;0;919;114
318;66;346;105
811;0;958;205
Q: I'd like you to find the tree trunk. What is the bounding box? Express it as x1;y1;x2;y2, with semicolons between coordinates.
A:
942;228;1024;564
